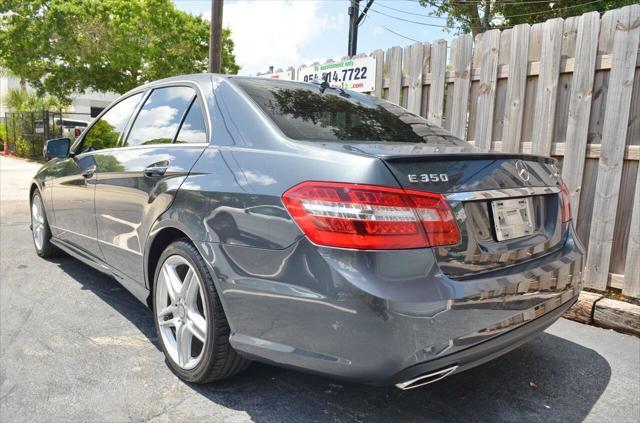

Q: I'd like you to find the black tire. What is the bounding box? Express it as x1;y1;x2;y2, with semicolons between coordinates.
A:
30;191;60;258
153;239;250;383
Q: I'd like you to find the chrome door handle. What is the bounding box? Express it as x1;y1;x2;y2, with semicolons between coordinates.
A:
81;164;96;178
143;164;168;178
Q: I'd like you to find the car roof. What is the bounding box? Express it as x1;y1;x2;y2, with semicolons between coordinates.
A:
125;73;315;95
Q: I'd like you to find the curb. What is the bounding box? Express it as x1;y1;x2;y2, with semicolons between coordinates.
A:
564;291;640;336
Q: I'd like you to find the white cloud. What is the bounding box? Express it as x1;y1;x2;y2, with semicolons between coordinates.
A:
207;0;340;75
373;26;384;36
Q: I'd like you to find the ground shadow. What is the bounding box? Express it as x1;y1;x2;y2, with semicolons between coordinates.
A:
52;255;158;347
53;255;611;423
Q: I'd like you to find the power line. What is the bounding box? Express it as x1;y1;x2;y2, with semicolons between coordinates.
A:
361;10;424;43
498;0;605;19
368;8;454;28
371;0;604;28
375;2;448;19
403;0;590;4
405;0;606;17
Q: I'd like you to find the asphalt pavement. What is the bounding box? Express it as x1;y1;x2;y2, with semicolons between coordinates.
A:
1;155;639;422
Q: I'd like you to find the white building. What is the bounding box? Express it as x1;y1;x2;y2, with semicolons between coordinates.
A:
0;74;119;120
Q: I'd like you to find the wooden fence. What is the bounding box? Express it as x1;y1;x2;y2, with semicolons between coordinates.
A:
276;5;640;297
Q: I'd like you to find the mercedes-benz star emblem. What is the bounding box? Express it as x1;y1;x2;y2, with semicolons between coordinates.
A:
516;160;530;182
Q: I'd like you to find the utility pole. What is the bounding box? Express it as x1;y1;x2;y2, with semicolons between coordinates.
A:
347;0;360;57
347;0;374;57
209;0;224;73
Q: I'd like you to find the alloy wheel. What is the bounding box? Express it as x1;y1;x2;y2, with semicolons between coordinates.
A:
155;255;208;370
31;195;45;250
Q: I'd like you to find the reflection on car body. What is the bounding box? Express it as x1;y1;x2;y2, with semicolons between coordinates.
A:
30;74;584;389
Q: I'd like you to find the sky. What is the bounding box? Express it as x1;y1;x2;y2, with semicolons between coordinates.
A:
173;0;455;76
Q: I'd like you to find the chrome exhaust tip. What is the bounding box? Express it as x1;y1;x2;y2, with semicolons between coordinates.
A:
395;365;459;390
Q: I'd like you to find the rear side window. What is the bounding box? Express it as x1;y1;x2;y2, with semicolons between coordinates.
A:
126;86;196;146
81;93;143;152
175;99;208;144
234;78;467;146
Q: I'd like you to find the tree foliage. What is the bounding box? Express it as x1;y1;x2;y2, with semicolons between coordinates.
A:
419;0;637;36
0;0;240;99
3;88;69;112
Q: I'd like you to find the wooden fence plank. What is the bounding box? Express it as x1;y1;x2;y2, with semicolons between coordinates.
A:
420;42;432;118
406;42;424;114
623;167;640;297
492;29;512;146
386;46;403;105
502;24;531;153
450;34;474;138
522;23;543;145
532;18;564;155
475;30;501;151
553;16;580;145
584;4;640;290
428;40;447;125
562;12;600;219
371;49;384;99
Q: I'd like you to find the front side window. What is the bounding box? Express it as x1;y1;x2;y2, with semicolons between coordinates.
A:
234;78;469;146
126;86;196;146
80;93;143;153
175;99;208;144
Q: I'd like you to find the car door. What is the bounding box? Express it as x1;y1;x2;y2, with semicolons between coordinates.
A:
50;93;143;261
94;85;209;284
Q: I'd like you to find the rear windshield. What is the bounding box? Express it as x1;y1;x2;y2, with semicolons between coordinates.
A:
233;78;468;146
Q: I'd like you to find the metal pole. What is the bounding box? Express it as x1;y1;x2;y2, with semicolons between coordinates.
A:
347;0;360;57
208;0;224;73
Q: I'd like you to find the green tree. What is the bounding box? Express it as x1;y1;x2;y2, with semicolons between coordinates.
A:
3;88;69;112
0;0;239;99
419;0;636;36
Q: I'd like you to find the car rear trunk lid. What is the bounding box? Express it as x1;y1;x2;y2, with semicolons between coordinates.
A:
380;152;565;277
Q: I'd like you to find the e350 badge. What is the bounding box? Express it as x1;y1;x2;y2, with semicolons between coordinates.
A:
408;173;449;183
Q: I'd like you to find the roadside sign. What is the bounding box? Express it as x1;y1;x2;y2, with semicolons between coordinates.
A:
296;56;376;93
260;69;294;80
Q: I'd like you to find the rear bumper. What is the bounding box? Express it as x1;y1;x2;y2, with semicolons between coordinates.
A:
389;295;577;388
200;224;584;385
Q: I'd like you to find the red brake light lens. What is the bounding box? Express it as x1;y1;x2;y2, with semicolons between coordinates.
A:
282;181;460;250
560;181;572;223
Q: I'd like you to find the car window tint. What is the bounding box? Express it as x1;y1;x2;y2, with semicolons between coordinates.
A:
175;99;208;144
234;78;469;146
126;86;196;146
81;93;143;152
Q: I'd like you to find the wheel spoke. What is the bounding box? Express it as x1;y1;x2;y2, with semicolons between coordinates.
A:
176;322;192;366
157;304;176;319
162;264;182;303
188;313;206;343
159;317;179;328
180;268;196;302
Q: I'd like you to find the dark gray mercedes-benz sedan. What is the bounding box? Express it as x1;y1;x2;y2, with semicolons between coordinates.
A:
30;74;584;389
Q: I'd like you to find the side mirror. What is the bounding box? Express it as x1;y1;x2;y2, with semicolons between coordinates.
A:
43;138;71;160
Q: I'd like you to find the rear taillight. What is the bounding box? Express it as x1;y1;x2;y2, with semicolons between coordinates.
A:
74;128;82;137
282;181;460;250
560;181;572;222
